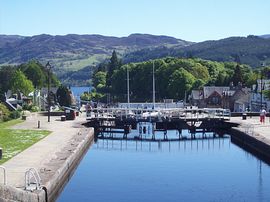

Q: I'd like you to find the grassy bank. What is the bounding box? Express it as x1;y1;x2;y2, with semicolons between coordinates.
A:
0;119;50;164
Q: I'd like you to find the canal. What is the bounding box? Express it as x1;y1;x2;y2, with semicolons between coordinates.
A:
57;129;270;202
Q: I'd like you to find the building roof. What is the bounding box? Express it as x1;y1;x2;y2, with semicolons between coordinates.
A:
40;87;59;95
203;86;230;98
191;90;203;100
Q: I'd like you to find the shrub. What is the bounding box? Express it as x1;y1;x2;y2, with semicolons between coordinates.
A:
2;116;11;122
22;104;39;112
22;104;32;111
9;110;21;119
30;106;39;112
0;103;10;122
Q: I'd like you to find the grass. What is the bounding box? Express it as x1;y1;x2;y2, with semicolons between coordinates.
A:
0;119;50;164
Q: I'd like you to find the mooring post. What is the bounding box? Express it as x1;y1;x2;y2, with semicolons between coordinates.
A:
164;130;168;140
178;129;182;140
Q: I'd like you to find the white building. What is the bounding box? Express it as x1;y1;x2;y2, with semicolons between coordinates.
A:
250;79;270;111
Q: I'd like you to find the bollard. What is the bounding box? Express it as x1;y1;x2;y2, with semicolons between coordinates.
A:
38;120;40;128
0;148;2;160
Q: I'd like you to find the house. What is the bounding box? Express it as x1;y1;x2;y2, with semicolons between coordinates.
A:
4;90;29;110
204;86;230;108
39;87;58;110
230;87;251;112
190;84;251;112
190;90;203;107
250;79;270;111
191;86;230;108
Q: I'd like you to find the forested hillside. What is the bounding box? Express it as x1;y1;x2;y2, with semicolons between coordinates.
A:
0;34;190;71
123;36;270;68
2;34;270;86
90;54;265;102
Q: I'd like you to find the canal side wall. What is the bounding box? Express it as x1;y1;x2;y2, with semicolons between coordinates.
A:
44;127;94;201
0;184;44;202
0;127;94;202
229;128;270;160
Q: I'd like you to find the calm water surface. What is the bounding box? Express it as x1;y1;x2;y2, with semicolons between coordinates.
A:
70;86;91;103
57;130;270;202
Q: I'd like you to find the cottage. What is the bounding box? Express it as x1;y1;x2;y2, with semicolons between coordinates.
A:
190;85;251;112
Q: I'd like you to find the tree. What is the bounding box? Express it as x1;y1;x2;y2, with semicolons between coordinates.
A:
231;64;244;86
20;61;45;88
10;70;34;96
93;71;106;89
0;66;16;95
168;69;195;99
263;89;270;100
56;85;72;107
106;50;121;87
192;79;205;89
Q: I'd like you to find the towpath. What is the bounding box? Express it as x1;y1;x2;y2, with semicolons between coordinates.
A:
2;112;93;189
230;116;270;145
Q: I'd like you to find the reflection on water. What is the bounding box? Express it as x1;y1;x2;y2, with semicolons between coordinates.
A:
58;130;270;202
95;136;229;153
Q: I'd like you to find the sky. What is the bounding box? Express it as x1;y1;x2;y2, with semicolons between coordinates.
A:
0;0;269;42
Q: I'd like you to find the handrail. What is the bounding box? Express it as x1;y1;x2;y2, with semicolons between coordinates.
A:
0;166;7;185
28;168;41;184
86;107;231;121
25;168;42;191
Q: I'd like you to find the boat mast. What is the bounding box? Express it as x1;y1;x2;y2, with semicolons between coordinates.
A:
153;61;155;109
127;67;130;109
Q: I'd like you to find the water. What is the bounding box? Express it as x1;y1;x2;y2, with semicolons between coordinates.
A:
70;86;91;104
70;86;91;98
57;130;270;202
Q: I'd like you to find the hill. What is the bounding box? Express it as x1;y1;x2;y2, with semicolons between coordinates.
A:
123;35;270;68
0;33;191;72
58;66;93;86
2;33;270;86
260;34;270;39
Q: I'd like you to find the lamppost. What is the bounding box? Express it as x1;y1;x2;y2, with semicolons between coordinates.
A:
260;63;265;110
46;62;52;122
261;71;263;110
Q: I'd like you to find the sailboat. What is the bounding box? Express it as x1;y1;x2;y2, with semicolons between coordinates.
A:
142;60;160;118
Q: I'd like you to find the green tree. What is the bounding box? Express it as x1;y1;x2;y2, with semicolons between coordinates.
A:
231;64;244;86
0;66;16;95
10;70;34;96
20;61;46;88
93;71;106;89
56;85;72;107
168;69;195;99
263;90;270;100
190;63;210;81
192;79;205;89
215;70;230;86
106;50;121;87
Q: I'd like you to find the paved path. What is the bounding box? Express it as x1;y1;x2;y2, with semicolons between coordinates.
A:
2;112;89;188
2;113;270;189
230;116;270;144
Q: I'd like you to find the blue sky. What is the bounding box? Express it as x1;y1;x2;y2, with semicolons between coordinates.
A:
0;0;269;42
